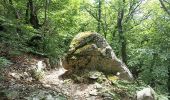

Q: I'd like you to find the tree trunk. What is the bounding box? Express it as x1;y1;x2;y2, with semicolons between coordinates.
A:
25;1;29;24
168;59;170;97
149;53;157;87
28;0;39;29
9;0;19;19
168;69;170;95
44;0;48;26
117;0;127;64
97;0;102;33
103;5;108;39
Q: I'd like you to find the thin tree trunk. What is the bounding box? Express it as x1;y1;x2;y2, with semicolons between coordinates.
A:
97;0;102;33
9;0;21;33
28;0;39;29
25;1;29;24
168;70;170;96
149;53;157;87
44;0;48;26
117;0;127;64
103;4;108;39
168;59;170;97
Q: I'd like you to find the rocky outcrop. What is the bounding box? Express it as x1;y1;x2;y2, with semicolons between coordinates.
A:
136;87;156;100
63;32;133;81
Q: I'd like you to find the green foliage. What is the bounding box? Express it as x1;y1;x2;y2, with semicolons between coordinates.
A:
0;57;12;70
46;35;69;56
0;16;37;56
111;80;146;97
43;33;71;67
156;94;169;100
100;80;148;99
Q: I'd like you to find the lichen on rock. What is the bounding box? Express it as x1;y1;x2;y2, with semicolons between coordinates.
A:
63;32;133;81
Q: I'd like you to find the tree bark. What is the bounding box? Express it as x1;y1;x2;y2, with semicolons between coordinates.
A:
102;5;108;39
44;0;48;26
97;0;102;33
117;0;127;64
28;0;39;29
168;69;170;96
168;59;170;97
168;67;170;95
25;1;29;24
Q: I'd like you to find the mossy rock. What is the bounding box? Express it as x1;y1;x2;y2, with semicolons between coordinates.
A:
63;32;133;81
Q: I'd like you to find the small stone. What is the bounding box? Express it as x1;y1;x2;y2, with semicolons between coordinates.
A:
9;73;16;77
23;72;29;77
32;97;39;100
94;83;102;89
9;72;20;80
26;77;33;82
43;84;51;88
89;71;102;80
89;90;98;96
101;92;113;98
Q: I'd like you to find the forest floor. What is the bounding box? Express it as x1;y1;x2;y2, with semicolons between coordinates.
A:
0;53;129;100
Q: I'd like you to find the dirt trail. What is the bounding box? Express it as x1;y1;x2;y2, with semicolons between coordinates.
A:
0;54;113;100
40;68;104;100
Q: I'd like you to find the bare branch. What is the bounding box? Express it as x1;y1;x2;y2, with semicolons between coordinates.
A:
163;0;170;5
159;0;170;16
124;0;142;23
84;7;99;21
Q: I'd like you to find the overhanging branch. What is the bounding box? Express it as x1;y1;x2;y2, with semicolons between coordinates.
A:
159;0;170;16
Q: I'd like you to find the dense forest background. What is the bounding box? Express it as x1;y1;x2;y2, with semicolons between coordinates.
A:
0;0;170;96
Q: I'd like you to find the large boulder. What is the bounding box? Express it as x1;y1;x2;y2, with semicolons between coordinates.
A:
63;32;133;81
136;87;156;100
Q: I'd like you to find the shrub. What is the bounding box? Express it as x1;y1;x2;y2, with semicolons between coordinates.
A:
0;57;12;70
